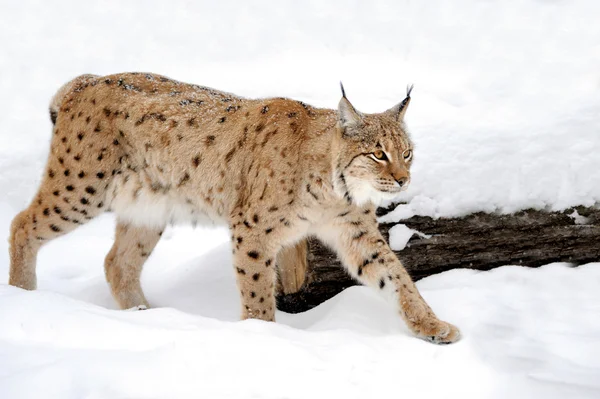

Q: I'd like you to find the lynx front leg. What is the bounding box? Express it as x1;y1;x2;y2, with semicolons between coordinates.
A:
231;222;278;322
318;212;460;344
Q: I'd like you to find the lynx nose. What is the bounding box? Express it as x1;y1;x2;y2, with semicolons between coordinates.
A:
396;177;408;187
391;169;409;188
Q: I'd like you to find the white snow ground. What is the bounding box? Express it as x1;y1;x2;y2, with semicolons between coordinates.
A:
1;1;600;398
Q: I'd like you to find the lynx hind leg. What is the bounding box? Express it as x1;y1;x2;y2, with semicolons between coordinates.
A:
104;222;163;310
9;146;115;290
10;111;122;290
9;209;42;290
9;175;108;290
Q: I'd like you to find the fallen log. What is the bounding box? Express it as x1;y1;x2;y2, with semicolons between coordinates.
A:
276;206;600;313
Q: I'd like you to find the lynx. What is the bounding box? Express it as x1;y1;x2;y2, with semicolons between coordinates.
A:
9;73;460;344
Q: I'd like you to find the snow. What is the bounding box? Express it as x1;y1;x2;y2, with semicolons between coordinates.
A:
568;209;591;226
1;0;600;398
388;224;430;251
1;216;599;399
1;200;600;398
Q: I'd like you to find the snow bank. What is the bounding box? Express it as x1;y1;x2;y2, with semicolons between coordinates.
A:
1;252;599;398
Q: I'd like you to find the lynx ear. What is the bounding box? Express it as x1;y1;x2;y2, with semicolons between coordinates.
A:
385;84;413;121
338;82;362;131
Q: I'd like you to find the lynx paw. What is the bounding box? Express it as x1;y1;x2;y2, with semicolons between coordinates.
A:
125;304;149;311
417;320;461;345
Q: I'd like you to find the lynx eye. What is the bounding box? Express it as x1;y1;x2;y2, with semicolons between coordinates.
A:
403;149;413;161
372;150;388;161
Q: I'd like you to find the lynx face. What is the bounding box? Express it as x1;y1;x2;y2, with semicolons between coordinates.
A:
335;86;414;206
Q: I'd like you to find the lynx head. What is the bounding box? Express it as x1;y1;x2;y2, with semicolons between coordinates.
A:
333;84;414;207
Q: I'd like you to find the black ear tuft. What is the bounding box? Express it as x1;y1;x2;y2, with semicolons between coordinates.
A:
340;81;347;99
383;84;413;121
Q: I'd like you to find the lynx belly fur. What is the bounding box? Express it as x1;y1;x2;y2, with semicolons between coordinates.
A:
9;73;460;344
